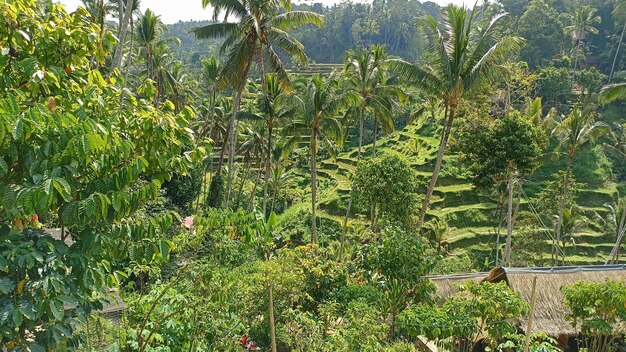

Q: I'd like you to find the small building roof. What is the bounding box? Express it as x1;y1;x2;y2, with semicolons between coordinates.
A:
428;265;626;336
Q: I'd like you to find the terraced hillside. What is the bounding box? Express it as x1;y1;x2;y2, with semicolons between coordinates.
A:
279;121;624;268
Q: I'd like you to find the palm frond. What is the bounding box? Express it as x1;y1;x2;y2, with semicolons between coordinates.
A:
271;11;324;31
600;83;626;103
190;22;239;40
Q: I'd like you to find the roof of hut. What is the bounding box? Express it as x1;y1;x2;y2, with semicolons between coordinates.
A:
428;265;626;336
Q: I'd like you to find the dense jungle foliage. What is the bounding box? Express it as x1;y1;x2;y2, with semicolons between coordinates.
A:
0;0;625;351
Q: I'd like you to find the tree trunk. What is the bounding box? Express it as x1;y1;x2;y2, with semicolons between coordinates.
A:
372;119;378;155
236;157;251;209
357;107;364;156
310;130;318;243
248;159;263;212
610;19;626;83
225;86;243;208
340;108;365;260
270;183;278;214
554;152;573;265
124;17;134;85
503;163;515;267
417;104;455;231
259;48;271;218
268;283;277;352
263;125;272;218
111;0;134;71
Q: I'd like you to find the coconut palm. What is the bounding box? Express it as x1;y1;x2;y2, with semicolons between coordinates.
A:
609;0;626;82
136;9;184;105
237;123;267;211
285;76;345;243
564;6;601;74
191;0;323;208
390;4;523;230
343;45;401;157
599;192;626;264
600;82;626;103
111;0;135;71
258;73;299;218
549;106;606;264
82;0;117;34
424;218;450;254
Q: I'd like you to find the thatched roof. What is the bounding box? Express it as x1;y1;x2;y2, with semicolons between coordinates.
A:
428;265;626;336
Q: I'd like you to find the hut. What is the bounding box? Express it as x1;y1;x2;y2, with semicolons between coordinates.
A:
428;265;626;348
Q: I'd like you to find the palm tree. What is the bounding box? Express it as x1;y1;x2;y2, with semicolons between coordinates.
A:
111;0;135;71
600;82;626;103
191;0;323;208
136;9;184;105
390;4;523;231
609;0;626;82
549;106;606;264
424;218;450;254
82;0;117;36
286;76;344;243
258;73;299;218
564;6;601;74
601;192;626;264
343;45;400;157
238;123;267;211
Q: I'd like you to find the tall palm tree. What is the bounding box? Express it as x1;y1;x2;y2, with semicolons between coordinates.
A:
549;106;606;264
191;0;323;208
339;45;402;260
286;76;344;243
111;0;135;71
609;0;626;82
238;123;267;211
258;73;299;218
343;45;400;157
390;4;523;231
564;6;601;74
82;0;117;35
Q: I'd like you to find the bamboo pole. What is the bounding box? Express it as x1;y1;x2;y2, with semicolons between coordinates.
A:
523;276;538;352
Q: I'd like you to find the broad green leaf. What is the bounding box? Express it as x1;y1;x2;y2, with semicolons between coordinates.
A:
0;158;7;178
0;277;16;294
52;178;72;202
49;300;64;321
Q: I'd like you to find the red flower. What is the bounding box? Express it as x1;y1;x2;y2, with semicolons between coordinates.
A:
31;214;38;223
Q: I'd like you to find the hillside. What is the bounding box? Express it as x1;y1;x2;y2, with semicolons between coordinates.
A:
280;116;624;270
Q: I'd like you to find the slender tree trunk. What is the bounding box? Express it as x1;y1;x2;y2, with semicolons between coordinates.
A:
270;183;278;214
310;130;318;243
263;125;272;218
236;157;251;209
503;163;515;267
554;152;573;265
372;119;378;155
340;108;365;260
124;17;134;85
248;158;263;212
417;104;455;231
357;107;364;156
111;0;134;71
268;283;277;352
259;48;271;218
610;20;626;83
225;87;243;208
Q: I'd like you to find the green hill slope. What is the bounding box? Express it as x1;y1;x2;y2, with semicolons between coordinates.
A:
279;121;624;268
